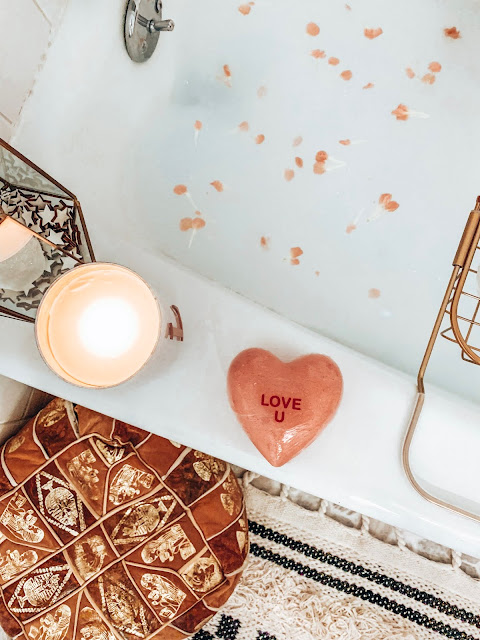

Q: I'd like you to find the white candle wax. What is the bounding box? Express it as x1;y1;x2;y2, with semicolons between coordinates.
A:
35;263;161;387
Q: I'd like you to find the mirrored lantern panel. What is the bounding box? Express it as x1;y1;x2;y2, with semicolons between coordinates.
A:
0;138;95;322
0;215;84;320
0;144;69;198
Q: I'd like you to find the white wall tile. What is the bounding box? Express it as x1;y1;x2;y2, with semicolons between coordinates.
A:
34;0;68;30
0;0;50;122
0;375;32;424
0;113;12;142
0;374;51;443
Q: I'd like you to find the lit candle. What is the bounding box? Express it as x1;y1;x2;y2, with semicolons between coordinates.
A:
0;216;46;291
35;263;161;387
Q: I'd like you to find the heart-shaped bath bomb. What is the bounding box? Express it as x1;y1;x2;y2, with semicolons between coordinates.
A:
227;348;343;467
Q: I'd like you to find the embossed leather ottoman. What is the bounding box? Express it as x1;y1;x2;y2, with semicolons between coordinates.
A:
0;398;248;640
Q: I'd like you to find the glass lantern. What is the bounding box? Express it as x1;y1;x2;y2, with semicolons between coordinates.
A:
0;137;95;322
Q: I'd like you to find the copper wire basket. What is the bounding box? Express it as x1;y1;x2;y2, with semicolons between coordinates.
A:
403;197;480;521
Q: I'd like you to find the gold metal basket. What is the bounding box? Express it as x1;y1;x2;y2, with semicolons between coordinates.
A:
403;196;480;521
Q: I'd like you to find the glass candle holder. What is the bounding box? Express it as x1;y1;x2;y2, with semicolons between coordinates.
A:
35;262;161;388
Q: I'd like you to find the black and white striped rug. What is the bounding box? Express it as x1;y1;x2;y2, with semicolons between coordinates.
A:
195;484;480;640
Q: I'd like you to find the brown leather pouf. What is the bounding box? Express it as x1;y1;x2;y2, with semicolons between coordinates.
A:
0;398;248;639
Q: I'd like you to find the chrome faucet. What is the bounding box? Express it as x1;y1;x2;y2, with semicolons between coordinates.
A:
124;0;175;63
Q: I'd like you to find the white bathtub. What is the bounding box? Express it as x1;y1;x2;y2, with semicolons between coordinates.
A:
2;0;480;555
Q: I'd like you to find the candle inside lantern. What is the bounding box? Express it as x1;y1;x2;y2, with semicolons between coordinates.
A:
0;216;47;290
35;263;161;387
0;216;33;261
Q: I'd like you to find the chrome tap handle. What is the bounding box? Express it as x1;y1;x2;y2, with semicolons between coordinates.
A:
149;18;174;32
136;14;174;32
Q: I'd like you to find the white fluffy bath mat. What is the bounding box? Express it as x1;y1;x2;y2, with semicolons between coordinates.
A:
195;484;480;640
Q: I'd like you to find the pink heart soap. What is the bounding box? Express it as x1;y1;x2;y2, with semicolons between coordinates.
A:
227;348;343;467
